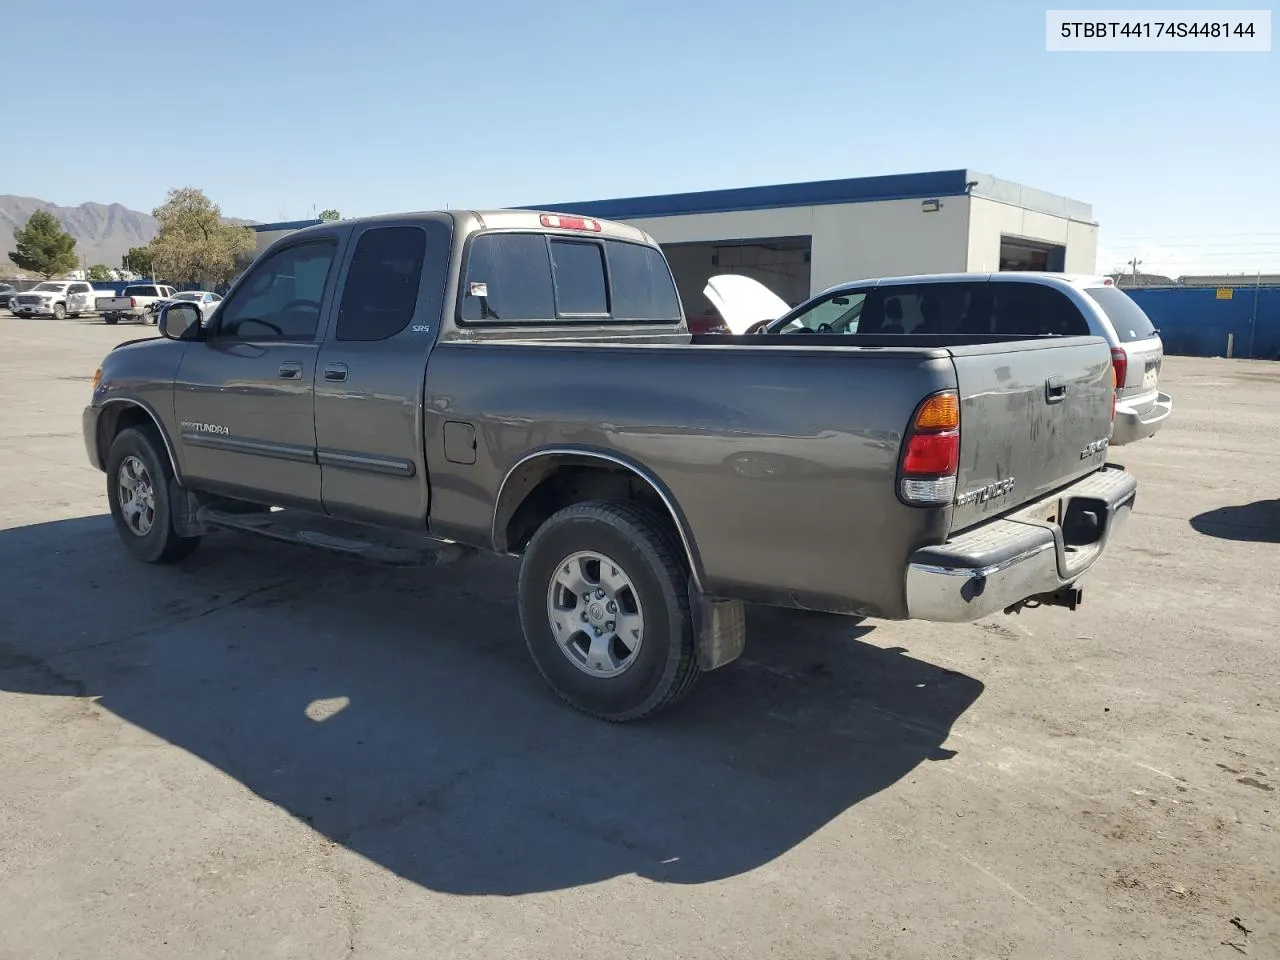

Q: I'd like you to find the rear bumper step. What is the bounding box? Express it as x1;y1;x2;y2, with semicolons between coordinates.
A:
905;465;1136;622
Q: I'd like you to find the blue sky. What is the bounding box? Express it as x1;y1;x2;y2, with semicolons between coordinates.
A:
11;0;1278;274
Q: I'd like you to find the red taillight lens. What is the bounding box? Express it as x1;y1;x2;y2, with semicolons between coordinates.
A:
903;431;960;475
1110;347;1128;391
900;390;961;505
129;297;137;307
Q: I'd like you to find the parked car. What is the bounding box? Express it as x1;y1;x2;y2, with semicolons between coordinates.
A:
0;283;16;310
84;210;1136;721
96;284;177;325
153;290;223;327
9;280;96;319
709;271;1173;446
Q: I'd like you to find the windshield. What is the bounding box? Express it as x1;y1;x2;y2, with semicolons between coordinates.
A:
32;282;68;292
1084;286;1158;343
173;292;201;301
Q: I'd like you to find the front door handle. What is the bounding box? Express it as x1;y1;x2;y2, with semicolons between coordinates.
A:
323;362;348;382
278;361;302;380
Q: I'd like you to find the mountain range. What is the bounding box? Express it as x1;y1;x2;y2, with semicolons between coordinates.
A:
1;195;255;276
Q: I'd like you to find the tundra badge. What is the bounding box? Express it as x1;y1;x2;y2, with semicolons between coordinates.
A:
955;477;1016;506
1079;437;1109;459
181;421;230;436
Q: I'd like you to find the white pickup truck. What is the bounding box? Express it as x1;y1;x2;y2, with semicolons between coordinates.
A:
9;281;97;319
96;283;177;325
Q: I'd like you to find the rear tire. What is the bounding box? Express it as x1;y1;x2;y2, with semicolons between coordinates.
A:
106;427;201;564
518;500;699;721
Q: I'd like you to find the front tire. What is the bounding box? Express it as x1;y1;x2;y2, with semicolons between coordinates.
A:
106;427;201;563
518;500;699;721
52;303;66;320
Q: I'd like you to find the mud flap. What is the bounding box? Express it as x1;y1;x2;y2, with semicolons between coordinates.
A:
690;580;746;671
169;480;207;538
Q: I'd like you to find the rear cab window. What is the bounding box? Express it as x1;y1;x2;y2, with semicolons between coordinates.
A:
461;232;680;324
125;285;160;298
1083;286;1158;343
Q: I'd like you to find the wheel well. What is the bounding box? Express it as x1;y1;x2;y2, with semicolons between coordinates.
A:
498;458;700;582
96;404;168;471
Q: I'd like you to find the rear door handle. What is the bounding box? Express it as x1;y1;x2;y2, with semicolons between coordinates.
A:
323;362;348;382
278;361;302;380
1045;376;1067;403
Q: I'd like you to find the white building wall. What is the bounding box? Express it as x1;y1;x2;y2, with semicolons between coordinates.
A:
624;196;972;297
965;196;1098;273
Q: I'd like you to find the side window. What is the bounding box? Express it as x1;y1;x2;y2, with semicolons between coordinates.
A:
336;226;428;341
775;290;868;333
606;240;682;321
549;240;608;315
214;241;336;341
991;283;1089;336
856;283;985;335
461;233;554;322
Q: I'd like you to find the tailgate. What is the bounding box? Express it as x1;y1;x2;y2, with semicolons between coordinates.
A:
948;337;1114;532
96;297;128;310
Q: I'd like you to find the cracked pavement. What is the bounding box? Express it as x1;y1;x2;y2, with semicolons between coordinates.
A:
1;315;1278;959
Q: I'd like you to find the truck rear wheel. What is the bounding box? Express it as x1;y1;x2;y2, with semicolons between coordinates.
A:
106;427;201;564
517;500;699;721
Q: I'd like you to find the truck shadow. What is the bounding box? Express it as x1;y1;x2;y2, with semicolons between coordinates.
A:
0;515;982;895
1190;499;1280;543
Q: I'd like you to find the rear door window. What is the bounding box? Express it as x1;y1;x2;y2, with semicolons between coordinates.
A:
857;282;989;335
549;239;608;315
989;282;1090;336
1083;285;1158;342
461;233;555;322
336;225;428;341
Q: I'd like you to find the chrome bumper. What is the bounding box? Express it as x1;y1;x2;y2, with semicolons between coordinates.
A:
1111;391;1172;446
905;465;1137;622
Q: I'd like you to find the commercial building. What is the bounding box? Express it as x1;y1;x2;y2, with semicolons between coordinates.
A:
526;169;1098;316
250;168;1098;318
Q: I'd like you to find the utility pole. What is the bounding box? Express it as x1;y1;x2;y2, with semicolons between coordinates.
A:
1127;257;1142;284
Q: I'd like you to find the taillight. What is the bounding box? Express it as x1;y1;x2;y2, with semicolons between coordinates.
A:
539;214;603;232
899;390;960;506
1110;347;1128;391
129;297;137;308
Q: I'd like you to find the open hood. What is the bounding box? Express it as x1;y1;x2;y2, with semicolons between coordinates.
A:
702;274;791;334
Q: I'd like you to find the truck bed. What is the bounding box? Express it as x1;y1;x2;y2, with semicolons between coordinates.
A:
424;331;1115;618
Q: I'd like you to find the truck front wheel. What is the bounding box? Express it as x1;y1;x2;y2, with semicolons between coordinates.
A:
106;427;201;563
52;303;66;320
517;500;700;721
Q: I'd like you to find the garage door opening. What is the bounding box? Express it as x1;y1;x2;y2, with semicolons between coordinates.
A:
662;236;811;331
999;236;1066;272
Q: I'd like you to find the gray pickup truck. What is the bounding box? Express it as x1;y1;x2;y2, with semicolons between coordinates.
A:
84;210;1137;720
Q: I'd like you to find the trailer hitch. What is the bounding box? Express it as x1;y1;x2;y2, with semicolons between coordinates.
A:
1004;585;1083;616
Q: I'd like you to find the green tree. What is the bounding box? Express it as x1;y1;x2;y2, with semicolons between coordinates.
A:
318;208;341;222
122;246;154;277
148;187;255;285
8;210;79;279
86;263;114;282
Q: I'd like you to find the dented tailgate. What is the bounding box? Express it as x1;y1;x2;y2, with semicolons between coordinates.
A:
948;336;1115;533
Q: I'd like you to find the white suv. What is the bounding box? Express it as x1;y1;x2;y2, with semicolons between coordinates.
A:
709;271;1172;446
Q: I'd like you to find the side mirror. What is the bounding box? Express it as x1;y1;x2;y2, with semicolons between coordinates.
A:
159;302;203;341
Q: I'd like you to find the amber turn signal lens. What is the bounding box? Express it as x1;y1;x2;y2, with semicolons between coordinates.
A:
91;368;102;389
914;391;959;431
